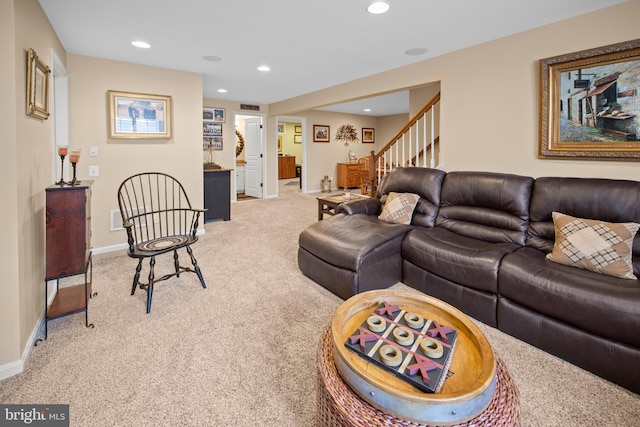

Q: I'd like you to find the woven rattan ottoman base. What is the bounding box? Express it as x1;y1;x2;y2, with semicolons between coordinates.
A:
316;326;521;427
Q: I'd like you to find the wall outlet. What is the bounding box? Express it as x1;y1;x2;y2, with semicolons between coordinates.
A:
88;165;99;177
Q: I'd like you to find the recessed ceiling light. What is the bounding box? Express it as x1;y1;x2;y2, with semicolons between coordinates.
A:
367;1;390;14
405;47;428;56
131;40;151;49
203;55;222;62
217;89;228;93
257;65;271;72
364;108;371;112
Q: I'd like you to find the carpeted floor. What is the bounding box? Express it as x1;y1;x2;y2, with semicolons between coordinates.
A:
1;178;639;426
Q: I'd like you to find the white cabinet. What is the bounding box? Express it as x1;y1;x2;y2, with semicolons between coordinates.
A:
236;165;245;193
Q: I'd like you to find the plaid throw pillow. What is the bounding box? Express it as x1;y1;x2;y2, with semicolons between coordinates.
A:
378;192;420;225
546;212;639;280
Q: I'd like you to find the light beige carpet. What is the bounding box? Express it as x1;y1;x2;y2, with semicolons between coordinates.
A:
1;178;639;426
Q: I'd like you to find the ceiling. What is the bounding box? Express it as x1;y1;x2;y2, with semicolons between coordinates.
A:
39;0;624;116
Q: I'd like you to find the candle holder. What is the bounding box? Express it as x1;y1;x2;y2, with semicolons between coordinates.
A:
69;150;81;186
55;146;68;185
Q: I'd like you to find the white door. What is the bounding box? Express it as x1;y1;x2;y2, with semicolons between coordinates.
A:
244;117;263;198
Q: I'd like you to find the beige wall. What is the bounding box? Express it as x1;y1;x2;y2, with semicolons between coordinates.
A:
0;0;66;376
0;0;20;371
270;1;640;181
67;55;203;249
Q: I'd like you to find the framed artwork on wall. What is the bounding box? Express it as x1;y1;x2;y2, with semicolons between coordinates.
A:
539;38;640;160
294;134;302;143
362;128;375;143
295;125;302;134
277;123;285;134
313;125;330;142
26;48;50;120
278;135;283;152
203;122;222;137
204;107;225;122
108;90;172;139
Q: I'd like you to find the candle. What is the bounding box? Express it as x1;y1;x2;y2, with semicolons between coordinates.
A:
69;151;80;164
58;146;68;157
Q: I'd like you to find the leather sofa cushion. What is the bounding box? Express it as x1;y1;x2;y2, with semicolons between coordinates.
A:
298;214;411;271
376;167;446;228
402;227;520;293
499;247;640;348
527;177;640;271
436;172;533;245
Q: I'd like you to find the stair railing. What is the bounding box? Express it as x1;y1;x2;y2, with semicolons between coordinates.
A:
367;92;440;195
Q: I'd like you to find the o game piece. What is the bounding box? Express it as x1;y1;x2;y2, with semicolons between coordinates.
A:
379;345;402;367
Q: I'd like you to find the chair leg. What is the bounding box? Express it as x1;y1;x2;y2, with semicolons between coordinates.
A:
174;249;180;277
146;256;156;313
186;245;206;289
131;259;143;295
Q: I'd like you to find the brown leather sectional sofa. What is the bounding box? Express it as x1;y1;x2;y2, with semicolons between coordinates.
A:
298;167;640;393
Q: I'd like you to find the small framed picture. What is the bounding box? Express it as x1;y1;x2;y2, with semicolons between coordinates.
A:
313;125;330;142
295;125;302;134
362;128;375;143
203;122;222;137
294;134;302;143
278;135;283;152
277;122;285;134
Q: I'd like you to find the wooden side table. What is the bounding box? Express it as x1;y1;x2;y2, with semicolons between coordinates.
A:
316;193;369;220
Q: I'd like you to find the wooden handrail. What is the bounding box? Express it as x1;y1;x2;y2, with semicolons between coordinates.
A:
373;92;440;164
366;92;440;196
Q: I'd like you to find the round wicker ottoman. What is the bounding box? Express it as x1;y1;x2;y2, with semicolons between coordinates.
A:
316;326;521;427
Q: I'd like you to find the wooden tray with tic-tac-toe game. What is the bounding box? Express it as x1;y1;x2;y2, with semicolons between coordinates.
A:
331;290;497;425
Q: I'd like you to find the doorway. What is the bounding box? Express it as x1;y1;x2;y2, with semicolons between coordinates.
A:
234;113;265;201
276;116;306;195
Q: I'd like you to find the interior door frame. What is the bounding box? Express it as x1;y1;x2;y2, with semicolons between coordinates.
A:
233;112;266;201
275;115;307;195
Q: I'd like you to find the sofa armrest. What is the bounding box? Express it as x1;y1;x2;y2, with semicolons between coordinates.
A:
336;198;382;216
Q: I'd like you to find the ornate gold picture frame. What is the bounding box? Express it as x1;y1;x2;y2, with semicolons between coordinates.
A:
26;48;50;120
108;90;172;139
539;39;640;160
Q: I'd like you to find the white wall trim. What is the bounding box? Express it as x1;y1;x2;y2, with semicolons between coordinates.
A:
0;309;46;381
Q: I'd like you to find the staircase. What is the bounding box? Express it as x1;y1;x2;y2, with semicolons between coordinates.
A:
366;92;440;195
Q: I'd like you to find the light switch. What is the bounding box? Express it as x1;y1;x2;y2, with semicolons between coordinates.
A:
89;146;99;157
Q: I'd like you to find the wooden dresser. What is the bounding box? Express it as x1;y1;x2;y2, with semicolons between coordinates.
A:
278;156;297;179
337;162;361;189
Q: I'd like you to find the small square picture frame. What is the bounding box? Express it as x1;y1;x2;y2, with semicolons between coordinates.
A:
313;125;330;142
362;128;375;143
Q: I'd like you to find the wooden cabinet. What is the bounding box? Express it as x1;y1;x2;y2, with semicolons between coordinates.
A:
42;182;94;341
278;156;297;179
204;169;231;222
337;162;361;189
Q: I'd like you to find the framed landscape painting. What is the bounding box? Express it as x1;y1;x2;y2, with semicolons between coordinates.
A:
313;125;330;142
108;91;172;139
539;39;640;160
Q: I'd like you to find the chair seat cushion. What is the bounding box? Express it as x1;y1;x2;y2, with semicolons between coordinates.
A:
402;227;520;294
298;214;411;271
499;247;640;348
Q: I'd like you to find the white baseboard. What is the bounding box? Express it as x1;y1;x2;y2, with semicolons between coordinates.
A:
0;309;45;381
